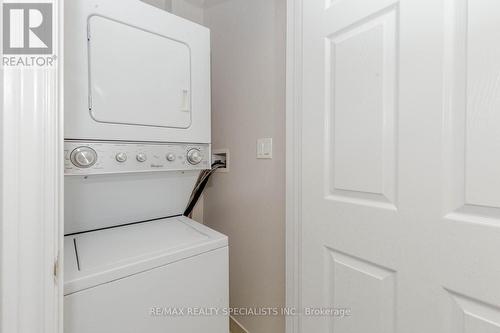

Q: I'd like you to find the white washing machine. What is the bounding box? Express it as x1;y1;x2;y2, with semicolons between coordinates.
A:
64;1;228;332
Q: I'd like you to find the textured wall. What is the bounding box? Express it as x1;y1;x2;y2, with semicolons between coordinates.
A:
203;1;286;332
140;0;203;25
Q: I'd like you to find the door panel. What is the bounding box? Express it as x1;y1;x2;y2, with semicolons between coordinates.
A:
326;5;397;208
298;0;500;332
326;249;396;333
444;0;500;220
464;0;500;208
441;0;500;331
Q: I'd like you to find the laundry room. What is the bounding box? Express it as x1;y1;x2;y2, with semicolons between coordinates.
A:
55;0;285;332
1;0;284;332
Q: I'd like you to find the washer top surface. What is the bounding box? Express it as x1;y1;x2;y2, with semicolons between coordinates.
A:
64;216;227;295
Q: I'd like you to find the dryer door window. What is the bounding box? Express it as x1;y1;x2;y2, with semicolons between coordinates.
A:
88;15;191;129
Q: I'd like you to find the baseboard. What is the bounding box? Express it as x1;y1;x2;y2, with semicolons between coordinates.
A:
230;315;249;333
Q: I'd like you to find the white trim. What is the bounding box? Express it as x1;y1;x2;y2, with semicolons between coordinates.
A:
286;0;302;332
0;1;64;332
57;2;65;331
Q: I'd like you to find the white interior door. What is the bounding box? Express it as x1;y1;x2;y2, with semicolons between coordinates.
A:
296;0;500;332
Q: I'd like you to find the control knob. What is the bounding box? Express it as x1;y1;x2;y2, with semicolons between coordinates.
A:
115;152;127;163
70;147;97;168
136;153;147;162
187;148;203;165
166;153;176;162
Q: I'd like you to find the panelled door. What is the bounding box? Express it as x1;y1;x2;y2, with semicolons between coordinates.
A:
298;0;500;331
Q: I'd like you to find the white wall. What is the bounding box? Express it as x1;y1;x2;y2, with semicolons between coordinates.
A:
203;1;286;332
171;0;204;24
141;0;172;12
141;0;204;25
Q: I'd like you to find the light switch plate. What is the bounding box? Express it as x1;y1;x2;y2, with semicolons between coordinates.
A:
257;138;272;159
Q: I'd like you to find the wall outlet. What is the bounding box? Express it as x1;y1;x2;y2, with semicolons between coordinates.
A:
212;149;229;173
257;138;272;159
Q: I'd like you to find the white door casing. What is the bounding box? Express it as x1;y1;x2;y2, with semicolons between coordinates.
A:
287;0;500;332
0;1;64;333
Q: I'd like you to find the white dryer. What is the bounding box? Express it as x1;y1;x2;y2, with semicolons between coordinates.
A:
63;1;227;332
65;0;210;143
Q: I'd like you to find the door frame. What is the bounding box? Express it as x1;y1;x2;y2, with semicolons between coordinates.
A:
286;0;302;332
0;1;64;332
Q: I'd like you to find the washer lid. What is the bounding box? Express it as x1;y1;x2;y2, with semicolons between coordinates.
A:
64;216;227;295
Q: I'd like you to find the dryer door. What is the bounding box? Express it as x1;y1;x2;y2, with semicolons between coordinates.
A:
88;15;191;129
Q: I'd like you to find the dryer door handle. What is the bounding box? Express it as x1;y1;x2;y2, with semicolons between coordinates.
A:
181;89;190;112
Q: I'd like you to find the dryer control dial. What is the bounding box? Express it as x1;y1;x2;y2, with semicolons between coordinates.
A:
70;147;97;168
187;148;203;165
166;153;176;162
136;153;147;162
115;152;127;163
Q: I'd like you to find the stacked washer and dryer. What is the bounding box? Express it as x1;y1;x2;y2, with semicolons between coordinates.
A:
63;1;228;332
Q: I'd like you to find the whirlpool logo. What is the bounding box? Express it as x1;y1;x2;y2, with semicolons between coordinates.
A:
2;2;56;67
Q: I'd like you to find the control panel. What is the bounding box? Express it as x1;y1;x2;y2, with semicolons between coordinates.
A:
64;141;211;175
